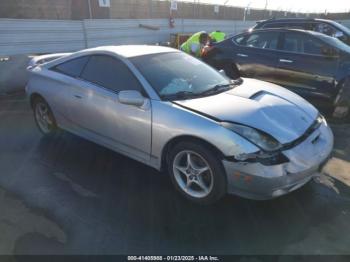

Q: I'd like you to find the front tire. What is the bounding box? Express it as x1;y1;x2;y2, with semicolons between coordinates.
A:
33;97;58;135
168;141;227;204
332;78;350;123
223;63;240;79
332;105;349;123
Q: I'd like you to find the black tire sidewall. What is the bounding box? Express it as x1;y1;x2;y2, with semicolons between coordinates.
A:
168;141;227;204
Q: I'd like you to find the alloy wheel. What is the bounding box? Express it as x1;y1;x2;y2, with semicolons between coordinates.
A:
172;150;214;199
35;102;53;134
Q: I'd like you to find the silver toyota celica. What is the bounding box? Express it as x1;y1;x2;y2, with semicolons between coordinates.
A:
26;45;333;204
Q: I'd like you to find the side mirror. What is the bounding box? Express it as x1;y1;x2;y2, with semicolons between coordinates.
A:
335;31;344;39
118;90;145;107
219;69;227;77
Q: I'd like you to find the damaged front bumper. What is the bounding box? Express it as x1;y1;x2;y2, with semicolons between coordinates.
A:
222;122;334;200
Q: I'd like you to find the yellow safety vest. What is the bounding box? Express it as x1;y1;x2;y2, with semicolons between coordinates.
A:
180;31;206;57
210;31;226;42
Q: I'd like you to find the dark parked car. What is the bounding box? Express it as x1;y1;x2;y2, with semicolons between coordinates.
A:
203;28;350;119
251;18;350;46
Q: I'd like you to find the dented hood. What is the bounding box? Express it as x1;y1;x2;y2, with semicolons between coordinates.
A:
175;78;319;144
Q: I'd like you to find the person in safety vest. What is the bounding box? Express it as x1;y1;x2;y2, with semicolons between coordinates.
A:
180;31;210;58
209;30;226;43
201;31;226;62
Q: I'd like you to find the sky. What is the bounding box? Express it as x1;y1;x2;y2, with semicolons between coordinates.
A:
175;0;350;13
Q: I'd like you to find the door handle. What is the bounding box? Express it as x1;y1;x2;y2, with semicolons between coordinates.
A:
279;59;293;63
74;95;83;99
237;53;248;57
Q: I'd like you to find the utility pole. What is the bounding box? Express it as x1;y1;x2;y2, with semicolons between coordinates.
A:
88;0;93;19
223;0;230;20
243;1;252;21
193;0;195;18
264;0;268;18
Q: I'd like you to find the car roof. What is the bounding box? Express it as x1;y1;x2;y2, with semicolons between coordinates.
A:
249;28;327;37
257;18;335;24
75;45;179;58
39;45;180;69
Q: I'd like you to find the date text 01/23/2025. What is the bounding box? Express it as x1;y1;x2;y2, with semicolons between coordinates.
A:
127;256;220;261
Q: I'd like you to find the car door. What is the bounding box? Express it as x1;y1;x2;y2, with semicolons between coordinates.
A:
67;54;152;162
274;31;338;102
232;31;281;83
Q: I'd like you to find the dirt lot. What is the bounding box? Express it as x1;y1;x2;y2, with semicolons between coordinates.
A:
0;93;350;255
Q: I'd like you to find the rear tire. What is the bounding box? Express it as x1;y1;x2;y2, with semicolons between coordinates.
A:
32;97;58;135
167;141;227;204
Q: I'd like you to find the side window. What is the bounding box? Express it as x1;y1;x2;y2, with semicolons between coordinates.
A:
282;33;301;53
233;35;245;45
80;55;142;93
243;32;279;50
314;23;337;37
51;56;89;78
282;33;325;55
303;37;324;55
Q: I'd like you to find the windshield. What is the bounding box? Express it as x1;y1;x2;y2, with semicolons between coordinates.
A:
130;52;234;100
319;34;350;53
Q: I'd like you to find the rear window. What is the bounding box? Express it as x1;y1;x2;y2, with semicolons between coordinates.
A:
51;56;89;78
80;55;143;93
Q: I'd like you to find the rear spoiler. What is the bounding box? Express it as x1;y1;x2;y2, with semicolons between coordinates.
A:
27;53;71;70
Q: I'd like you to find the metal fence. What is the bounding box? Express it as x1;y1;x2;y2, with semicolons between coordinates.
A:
0;18;256;55
0;19;85;55
0;18;349;56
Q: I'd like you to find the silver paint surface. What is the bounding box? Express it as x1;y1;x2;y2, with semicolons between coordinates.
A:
26;45;334;199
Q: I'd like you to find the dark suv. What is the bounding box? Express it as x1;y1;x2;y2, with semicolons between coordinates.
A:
203;28;350;119
252;18;350;46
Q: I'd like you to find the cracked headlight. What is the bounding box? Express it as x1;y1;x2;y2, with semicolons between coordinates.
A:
222;122;282;152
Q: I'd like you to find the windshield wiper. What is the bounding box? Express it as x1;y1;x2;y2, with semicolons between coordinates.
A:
161;91;198;100
199;79;243;97
198;84;232;96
